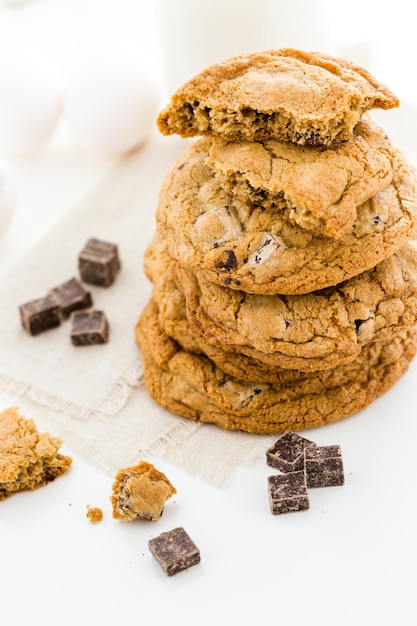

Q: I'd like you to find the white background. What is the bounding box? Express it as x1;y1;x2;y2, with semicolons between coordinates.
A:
1;2;417;624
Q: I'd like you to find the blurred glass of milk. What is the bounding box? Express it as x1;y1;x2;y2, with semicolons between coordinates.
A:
154;0;330;96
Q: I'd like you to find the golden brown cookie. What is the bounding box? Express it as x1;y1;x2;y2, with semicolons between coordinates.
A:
208;117;398;239
156;138;416;295
135;301;417;435
143;237;307;383
0;406;72;500
110;460;176;522
140;267;310;387
146;233;417;372
157;48;399;145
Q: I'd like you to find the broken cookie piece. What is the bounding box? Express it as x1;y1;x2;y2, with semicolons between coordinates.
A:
148;526;201;576
0;406;72;500
110;460;176;522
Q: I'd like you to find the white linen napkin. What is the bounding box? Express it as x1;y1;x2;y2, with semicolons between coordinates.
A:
0;134;271;486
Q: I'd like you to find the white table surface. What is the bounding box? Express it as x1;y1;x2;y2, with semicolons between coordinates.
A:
1;2;417;624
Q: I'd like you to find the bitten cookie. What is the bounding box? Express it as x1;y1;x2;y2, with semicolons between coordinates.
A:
207;117;399;239
157;48;399;145
0;406;72;500
135;302;417;434
156;138;416;295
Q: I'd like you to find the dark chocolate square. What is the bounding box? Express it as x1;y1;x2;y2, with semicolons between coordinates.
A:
304;445;344;488
266;431;316;472
50;277;92;319
70;310;109;346
148;527;201;576
268;471;309;515
78;238;120;287
19;294;61;336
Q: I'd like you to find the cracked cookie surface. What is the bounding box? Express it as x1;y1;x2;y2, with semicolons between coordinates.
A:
208;116;398;239
157;48;399;146
147;234;417;372
156;138;416;295
143;238;311;383
135;300;417;434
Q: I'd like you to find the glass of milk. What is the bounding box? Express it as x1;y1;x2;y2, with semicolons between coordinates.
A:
154;0;329;96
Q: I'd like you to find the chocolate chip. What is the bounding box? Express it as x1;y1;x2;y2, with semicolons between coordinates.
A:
78;238;120;287
50;277;92;319
70;310;109;346
354;317;373;335
148;527;201;576
293;130;323;145
250;234;285;266
19;294;61;336
354;319;364;332
216;249;237;271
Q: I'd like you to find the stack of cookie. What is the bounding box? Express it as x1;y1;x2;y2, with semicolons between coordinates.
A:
135;49;417;434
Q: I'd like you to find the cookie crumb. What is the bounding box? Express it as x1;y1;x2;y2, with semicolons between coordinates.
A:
86;505;103;524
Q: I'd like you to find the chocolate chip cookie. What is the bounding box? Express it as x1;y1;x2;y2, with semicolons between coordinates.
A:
147;233;417;372
135;301;417;434
156;138;416;295
207;116;399;239
144;238;310;383
157;48;399;146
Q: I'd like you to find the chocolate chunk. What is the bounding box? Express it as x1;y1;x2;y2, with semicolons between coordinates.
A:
148;527;201;576
50;277;92;319
354;316;374;341
268;471;309;515
70;310;109;346
304;445;344;488
250;234;285;265
19;294;61;336
194;205;242;248
78;238;120;287
216;249;237;271
266;431;316;472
